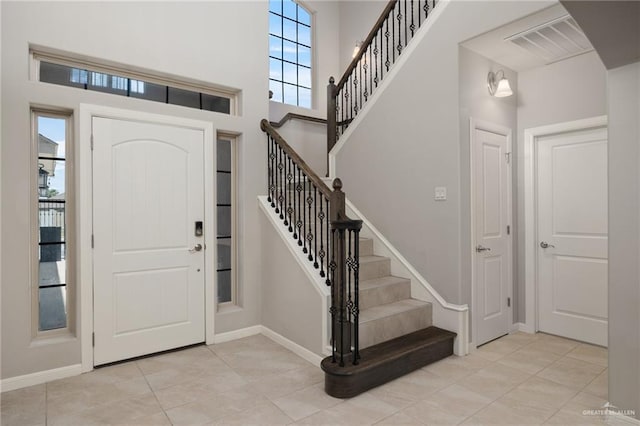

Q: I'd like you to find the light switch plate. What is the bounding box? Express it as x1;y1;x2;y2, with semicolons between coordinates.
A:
435;186;447;201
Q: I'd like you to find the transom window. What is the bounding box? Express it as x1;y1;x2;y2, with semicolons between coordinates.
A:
269;0;312;108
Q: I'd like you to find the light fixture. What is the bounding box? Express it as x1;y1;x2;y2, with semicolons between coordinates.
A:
487;70;513;97
352;41;363;59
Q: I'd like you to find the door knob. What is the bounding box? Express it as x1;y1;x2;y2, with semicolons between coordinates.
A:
189;243;203;253
540;241;555;249
476;245;491;252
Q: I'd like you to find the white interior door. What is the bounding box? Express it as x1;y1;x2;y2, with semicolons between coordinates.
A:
537;126;608;346
473;125;512;346
92;117;205;365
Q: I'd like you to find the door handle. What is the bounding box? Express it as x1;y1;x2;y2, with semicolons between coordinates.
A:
540;241;555;249
189;243;203;253
476;245;491;253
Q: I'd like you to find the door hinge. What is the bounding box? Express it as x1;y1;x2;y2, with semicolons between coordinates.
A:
505;152;511;164
91;134;94;150
92;332;95;347
507;297;511;307
507;225;511;235
91;234;94;248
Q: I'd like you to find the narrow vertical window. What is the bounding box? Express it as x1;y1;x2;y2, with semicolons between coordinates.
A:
269;0;312;108
33;111;73;333
217;137;236;305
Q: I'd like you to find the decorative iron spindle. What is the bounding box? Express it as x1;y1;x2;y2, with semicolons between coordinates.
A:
327;0;439;154
261;120;363;368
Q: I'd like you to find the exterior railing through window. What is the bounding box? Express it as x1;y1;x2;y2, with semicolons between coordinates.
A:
327;0;439;155
261;119;363;366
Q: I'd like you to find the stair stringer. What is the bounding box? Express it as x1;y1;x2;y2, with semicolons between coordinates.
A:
258;196;332;357
328;0;450;178
346;198;469;356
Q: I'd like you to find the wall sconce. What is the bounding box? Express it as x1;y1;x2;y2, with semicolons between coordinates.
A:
487;70;513;97
352;41;363;58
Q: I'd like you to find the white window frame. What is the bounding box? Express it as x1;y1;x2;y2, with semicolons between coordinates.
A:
29;47;239;116
217;134;239;309
31;108;76;340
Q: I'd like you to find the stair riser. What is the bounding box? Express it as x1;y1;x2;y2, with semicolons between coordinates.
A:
359;258;391;281
359;305;432;349
358;281;411;310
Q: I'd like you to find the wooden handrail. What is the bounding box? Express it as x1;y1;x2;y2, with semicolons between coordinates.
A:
260;119;333;199
335;0;399;90
270;112;327;128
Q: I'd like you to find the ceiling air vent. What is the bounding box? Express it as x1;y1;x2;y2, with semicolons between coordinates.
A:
505;15;593;64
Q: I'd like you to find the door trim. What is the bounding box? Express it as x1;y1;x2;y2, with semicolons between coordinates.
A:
469;118;513;347
79;105;215;372
523;115;608;335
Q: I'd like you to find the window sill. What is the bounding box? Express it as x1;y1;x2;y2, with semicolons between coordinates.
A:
216;303;242;314
30;330;77;347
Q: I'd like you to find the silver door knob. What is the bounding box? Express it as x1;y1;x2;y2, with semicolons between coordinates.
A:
189;244;203;253
540;241;555;249
476;245;491;252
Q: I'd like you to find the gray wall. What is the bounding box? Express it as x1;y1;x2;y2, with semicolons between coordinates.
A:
1;1;268;380
515;51;607;322
334;1;552;306
338;1;387;73
458;47;518;320
259;210;324;355
608;60;640;418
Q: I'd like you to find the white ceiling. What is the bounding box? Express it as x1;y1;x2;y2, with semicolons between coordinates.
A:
461;4;594;72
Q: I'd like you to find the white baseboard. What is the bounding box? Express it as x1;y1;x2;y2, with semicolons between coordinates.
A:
606;413;640;425
512;322;535;334
212;325;262;344
1;364;82;393
260;326;323;365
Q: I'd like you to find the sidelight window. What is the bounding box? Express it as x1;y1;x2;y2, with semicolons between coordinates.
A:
33;110;74;333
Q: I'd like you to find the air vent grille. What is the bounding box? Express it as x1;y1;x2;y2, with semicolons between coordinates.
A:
506;15;593;64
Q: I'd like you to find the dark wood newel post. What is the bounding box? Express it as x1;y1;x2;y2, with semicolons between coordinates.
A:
330;178;350;360
327;77;337;177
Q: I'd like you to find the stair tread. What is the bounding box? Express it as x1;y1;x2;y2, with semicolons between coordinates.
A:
359;255;389;264
321;326;456;377
360;299;430;322
359;275;410;289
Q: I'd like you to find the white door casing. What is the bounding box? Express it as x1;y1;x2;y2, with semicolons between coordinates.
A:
92;117;206;365
536;126;608;346
471;119;512;346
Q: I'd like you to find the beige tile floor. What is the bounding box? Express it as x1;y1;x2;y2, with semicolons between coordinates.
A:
1;332;610;425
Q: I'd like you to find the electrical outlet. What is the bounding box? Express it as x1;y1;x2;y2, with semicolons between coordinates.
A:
435;186;447;201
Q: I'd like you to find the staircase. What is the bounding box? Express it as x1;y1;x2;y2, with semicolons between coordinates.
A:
260;0;455;400
357;238;432;348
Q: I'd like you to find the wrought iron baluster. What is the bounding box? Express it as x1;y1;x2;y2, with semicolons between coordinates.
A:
302;171;307;253
404;0;408;47
329;228;337;362
410;0;415;37
397;3;403;56
418;0;422;26
385;18;390;71
347;229;352;330
283;154;289;227
363;48;368;102
392;5;396;62
325;198;331;285
338;227;345;367
275;145;282;216
319;195;326;278
296;167;303;244
353;229;361;364
313;187;319;269
374;36;379;88
307;185;314;261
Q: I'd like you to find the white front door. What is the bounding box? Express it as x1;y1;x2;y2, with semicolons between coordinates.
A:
473;124;512;346
92;117;205;365
537;126;608;346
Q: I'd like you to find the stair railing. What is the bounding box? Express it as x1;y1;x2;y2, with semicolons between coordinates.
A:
327;0;439;155
261;119;363;366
